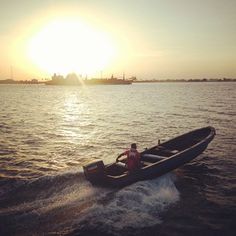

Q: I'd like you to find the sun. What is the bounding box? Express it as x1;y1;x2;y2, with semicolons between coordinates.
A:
26;18;117;76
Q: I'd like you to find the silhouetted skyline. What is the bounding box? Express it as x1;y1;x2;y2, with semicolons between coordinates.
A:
0;0;236;80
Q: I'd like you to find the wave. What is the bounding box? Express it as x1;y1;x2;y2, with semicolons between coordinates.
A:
0;171;179;236
0;169;85;208
67;174;179;235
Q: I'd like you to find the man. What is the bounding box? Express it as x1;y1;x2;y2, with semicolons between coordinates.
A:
116;143;140;172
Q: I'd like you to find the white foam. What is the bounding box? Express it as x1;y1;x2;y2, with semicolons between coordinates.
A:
2;171;179;235
73;173;180;233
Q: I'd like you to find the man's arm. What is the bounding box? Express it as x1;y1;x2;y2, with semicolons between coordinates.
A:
116;151;127;162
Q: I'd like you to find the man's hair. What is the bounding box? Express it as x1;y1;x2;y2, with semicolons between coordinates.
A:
131;143;137;149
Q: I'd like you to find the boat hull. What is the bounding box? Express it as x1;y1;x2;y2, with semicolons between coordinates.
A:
83;126;215;187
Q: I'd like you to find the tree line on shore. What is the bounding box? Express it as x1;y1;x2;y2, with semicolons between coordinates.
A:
0;77;235;84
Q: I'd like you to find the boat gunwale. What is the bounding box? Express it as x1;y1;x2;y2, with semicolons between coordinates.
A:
105;126;215;179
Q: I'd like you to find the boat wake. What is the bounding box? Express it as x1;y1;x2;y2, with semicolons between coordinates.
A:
0;170;180;235
72;173;179;235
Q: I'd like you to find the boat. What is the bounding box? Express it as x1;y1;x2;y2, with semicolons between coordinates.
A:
83;126;215;187
84;78;132;85
84;74;132;85
45;73;133;86
45;73;81;86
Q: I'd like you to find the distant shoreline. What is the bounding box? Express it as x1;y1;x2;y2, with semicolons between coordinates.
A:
0;78;235;85
133;78;236;83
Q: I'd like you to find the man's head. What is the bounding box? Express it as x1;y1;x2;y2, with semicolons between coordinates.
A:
131;143;137;149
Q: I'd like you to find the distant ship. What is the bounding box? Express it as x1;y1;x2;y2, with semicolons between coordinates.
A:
45;73;81;86
84;75;132;85
45;73;133;86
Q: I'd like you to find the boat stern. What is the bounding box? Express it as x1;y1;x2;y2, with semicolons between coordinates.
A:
83;159;105;184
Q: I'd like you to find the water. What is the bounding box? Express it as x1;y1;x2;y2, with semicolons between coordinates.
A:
0;82;235;236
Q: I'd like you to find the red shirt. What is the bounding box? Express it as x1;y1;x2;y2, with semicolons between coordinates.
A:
124;148;140;171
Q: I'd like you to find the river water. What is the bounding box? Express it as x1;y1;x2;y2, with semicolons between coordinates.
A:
0;82;235;236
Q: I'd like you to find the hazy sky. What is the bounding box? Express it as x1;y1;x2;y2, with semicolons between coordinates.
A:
0;0;235;80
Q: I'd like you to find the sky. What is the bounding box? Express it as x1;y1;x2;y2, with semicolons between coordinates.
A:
0;0;235;80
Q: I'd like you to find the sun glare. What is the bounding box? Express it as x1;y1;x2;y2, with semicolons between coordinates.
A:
26;18;117;76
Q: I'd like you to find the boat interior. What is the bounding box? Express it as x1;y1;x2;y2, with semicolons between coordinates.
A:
105;145;176;177
162;127;211;151
105;127;212;177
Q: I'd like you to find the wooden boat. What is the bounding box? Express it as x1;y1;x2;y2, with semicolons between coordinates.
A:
83;126;215;187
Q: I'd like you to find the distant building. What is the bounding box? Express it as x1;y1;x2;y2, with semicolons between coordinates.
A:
31;79;38;84
52;73;64;81
65;73;79;83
